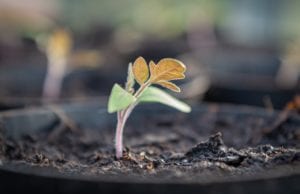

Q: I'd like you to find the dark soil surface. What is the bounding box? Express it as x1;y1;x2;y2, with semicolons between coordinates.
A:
1;106;300;183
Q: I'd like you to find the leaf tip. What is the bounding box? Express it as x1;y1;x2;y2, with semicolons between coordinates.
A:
182;105;192;113
136;56;145;61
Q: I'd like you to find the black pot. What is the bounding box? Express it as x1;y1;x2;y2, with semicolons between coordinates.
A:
0;102;299;194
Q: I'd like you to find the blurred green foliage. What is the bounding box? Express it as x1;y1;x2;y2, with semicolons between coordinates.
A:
61;0;224;38
2;0;300;46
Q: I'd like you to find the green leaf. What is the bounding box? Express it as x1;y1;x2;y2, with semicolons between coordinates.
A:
125;62;135;92
138;86;191;113
108;84;136;113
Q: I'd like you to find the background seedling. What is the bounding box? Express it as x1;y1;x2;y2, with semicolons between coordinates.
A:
38;27;102;100
42;28;73;99
108;56;191;159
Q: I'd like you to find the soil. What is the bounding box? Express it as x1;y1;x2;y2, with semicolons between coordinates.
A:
0;105;300;183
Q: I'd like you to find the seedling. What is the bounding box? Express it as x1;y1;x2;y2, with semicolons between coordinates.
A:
108;57;191;159
40;28;102;99
42;28;73;99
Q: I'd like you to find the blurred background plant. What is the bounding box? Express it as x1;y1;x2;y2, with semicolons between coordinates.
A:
0;0;299;108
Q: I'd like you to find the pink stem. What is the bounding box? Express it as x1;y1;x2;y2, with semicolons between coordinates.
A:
43;57;67;100
115;111;125;159
43;71;64;99
114;81;150;159
115;108;134;158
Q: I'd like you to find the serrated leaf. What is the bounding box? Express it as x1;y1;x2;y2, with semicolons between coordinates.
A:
125;62;135;92
156;80;181;92
133;56;149;85
149;58;186;83
108;84;136;113
138;86;191;113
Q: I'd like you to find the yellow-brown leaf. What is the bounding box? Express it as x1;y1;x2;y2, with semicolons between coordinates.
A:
156;81;181;92
133;56;149;85
149;58;186;83
47;28;73;59
149;60;156;78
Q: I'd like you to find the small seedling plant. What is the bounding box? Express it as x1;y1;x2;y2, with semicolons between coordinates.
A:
42;28;73;99
108;57;191;159
40;28;101;99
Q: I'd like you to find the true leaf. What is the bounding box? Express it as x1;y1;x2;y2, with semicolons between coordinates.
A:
149;58;186;83
108;84;136;113
133;56;149;85
156;80;181;92
138;86;191;113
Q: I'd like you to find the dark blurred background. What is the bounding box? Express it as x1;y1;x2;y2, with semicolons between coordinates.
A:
0;0;299;109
